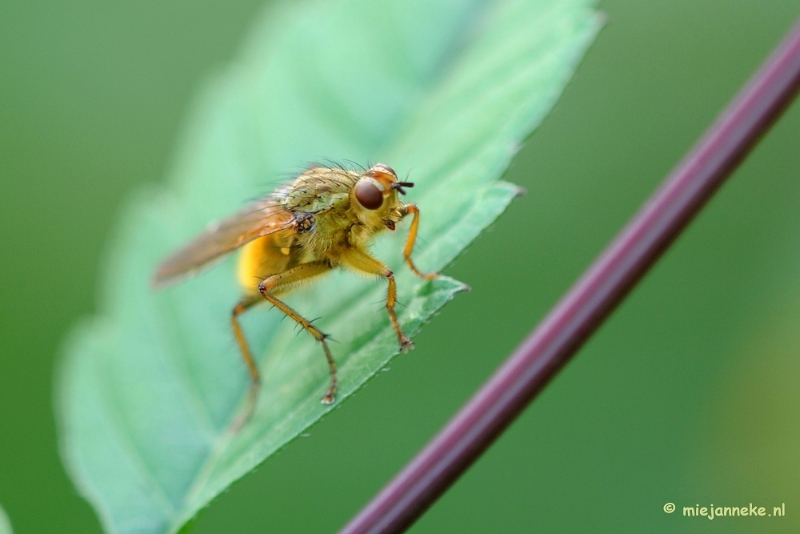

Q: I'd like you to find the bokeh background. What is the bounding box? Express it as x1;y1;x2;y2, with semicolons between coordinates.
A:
2;1;800;533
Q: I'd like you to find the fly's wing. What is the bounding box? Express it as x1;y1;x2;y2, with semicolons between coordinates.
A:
153;199;295;288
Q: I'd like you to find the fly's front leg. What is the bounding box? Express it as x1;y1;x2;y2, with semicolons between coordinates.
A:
341;248;414;352
257;261;337;404
402;204;439;280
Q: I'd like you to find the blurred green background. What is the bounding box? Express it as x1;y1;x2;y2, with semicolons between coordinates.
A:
2;1;800;533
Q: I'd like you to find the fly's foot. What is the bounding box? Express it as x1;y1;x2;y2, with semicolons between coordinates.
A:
400;335;415;353
321;389;336;405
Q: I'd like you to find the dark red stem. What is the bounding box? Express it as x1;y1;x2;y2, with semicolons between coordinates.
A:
340;17;800;534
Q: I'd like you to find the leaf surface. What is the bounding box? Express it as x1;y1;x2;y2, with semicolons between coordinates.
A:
57;0;600;532
0;505;12;534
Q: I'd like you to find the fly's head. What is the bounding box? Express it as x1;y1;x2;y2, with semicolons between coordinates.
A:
351;163;414;232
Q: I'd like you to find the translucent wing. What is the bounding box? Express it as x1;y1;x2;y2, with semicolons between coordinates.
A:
153;198;295;288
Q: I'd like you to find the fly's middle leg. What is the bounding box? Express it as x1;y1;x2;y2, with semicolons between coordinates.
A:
341;248;414;352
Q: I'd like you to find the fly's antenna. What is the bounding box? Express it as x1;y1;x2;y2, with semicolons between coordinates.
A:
391;181;414;195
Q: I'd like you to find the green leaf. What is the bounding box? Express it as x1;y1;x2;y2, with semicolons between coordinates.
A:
56;0;600;532
0;505;12;534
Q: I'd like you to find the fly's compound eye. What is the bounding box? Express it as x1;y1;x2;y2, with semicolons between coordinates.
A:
355;180;384;210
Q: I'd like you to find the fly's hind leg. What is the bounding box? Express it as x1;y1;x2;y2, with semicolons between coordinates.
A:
257;261;337;404
231;293;265;429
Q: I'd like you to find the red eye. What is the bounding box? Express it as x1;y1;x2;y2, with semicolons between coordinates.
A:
355;181;383;210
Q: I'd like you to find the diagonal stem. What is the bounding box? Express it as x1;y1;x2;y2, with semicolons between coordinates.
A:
340;17;800;534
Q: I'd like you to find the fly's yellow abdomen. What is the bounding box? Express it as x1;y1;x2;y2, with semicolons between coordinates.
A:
237;231;296;293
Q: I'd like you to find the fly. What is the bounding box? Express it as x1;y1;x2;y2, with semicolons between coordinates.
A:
153;163;437;424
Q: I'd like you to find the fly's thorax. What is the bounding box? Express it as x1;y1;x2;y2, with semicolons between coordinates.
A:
278;163;411;255
282;167;358;214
